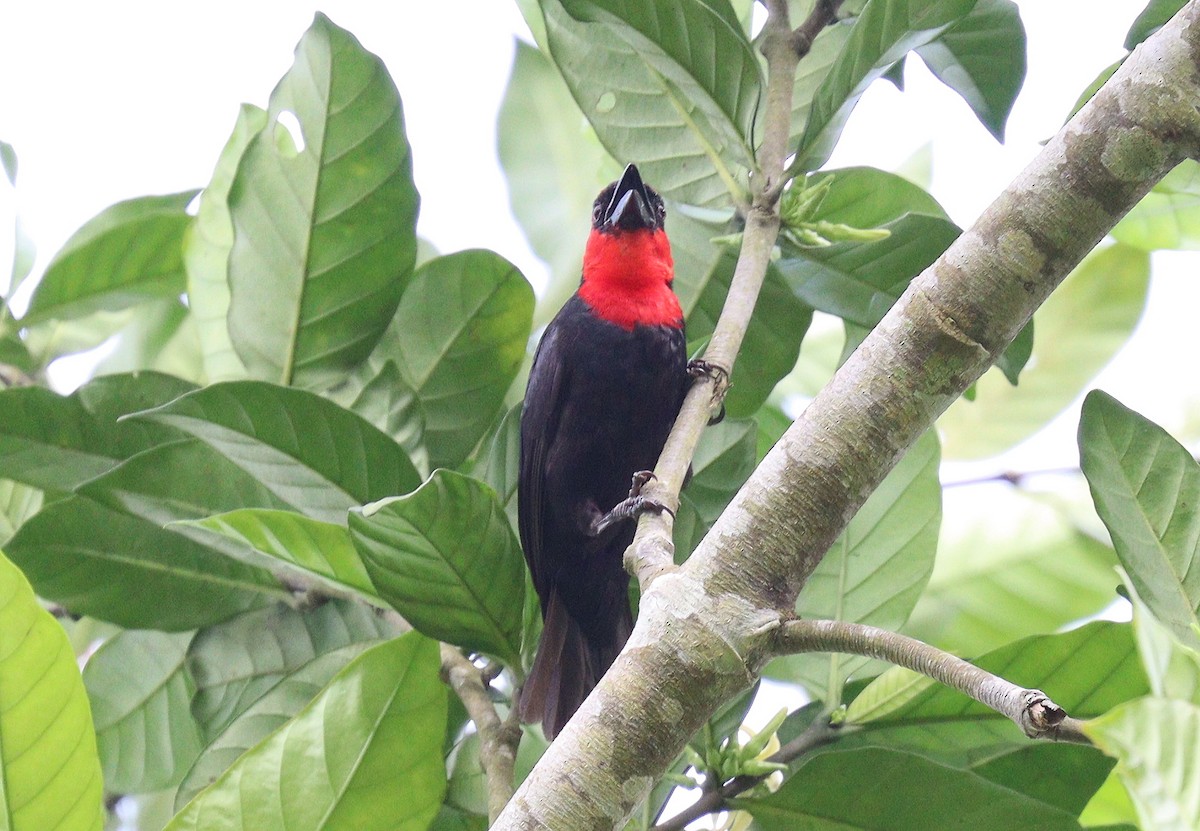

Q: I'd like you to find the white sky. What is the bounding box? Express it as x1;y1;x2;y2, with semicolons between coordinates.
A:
0;0;1188;468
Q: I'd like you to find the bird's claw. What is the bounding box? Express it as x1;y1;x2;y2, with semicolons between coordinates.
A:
589;493;674;537
629;470;656;498
687;359;729;425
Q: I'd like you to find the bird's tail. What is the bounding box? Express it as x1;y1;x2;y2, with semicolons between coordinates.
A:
519;590;632;739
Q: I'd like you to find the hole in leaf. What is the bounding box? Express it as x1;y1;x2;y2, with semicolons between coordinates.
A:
274;111;305;156
595;92;616;114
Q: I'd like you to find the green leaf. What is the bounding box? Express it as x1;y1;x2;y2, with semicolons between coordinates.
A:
687;251;813;417
22;190;198;325
178;509;375;599
350;470;525;667
970;743;1115;816
131;381;422;524
175;641;377;809
674;419;758;561
767;431;941;698
844;623;1148;767
186;600;396;741
337;360;428;474
914;0;1026;142
0;549;104;831
0;478;41;547
83;630;204;793
475;403;522;513
167;633;447;831
365;251;534;469
1124;569;1200;704
995;317;1033;385
185;104;265;383
1079;390;1200;650
6;495;283;629
1085;698;1200;831
538;0;755;206
789;21;853;150
226;13;418;389
498;41;616;320
736;747;1082;830
92;297;203;381
803;166;950;227
1125;0;1187;50
939;243;1148;459
775;213;961;329
0;140;36;298
905;487;1119;655
1111;160;1200;251
0;370;195;491
796;0;978;171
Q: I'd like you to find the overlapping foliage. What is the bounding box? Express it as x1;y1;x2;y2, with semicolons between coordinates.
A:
0;2;1195;829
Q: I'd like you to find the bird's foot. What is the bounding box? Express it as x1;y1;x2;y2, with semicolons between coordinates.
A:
589;489;674;537
687;359;729;425
628;469;656;498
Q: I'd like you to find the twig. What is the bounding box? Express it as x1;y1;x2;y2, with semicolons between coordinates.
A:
440;645;522;823
774;620;1090;743
652;717;840;831
942;466;1081;489
790;0;844;59
625;0;799;590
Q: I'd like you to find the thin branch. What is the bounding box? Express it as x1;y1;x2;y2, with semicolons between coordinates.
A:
775;620;1090;743
626;0;799;590
942;466;1082;489
440;645;522;823
790;0;844;60
652;716;839;831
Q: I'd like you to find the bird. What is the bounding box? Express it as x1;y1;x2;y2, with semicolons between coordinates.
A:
517;163;689;738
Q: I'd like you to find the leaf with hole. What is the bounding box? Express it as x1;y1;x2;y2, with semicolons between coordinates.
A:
226;13;419;389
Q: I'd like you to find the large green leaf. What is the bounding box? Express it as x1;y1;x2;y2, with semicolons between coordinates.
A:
914;0;1026;142
83;630;204;794
226;13;418;389
736;747;1082;830
796;0;978;171
843;623;1148;767
788;20;854;150
340;361;429;474
803;166;950;227
0;549;104;831
538;0;755;206
1111;160;1200;251
130;381;422;523
498;41;616;322
767;430;941;698
175;641;377;810
22;190;198;324
178;509;376;599
167;633;447;831
6;495;283;629
186;600;396;741
1124;570;1200;704
939;243;1149;459
185;104;265;382
1086;698;1200;831
0;371;195;492
905;486;1119;655
363;251;534;469
969;743;1114;817
350;470;526;667
1079;391;1200;650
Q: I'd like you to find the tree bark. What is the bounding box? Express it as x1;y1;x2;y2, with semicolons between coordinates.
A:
494;5;1200;829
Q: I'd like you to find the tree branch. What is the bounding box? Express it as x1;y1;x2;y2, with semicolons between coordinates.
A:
626;0;797;590
775;620;1089;742
496;5;1200;830
440;645;522;823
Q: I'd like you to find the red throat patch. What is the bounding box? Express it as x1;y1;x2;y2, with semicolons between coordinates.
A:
578;228;682;330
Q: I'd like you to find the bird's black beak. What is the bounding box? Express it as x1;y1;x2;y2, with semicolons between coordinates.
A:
602;164;658;232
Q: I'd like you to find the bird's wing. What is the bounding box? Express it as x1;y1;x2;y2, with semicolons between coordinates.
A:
517;322;570;599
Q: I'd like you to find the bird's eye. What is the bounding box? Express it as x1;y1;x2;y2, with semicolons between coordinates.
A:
592;203;602;223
